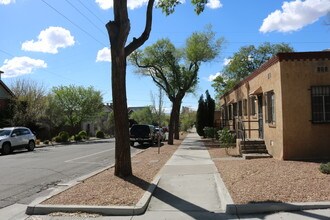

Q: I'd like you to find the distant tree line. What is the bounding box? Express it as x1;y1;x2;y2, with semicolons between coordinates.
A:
0;79;105;140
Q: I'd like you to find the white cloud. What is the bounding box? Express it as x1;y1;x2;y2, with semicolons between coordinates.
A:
208;72;222;82
21;26;75;54
0;0;15;5
260;0;330;33
95;0;149;10
96;47;111;62
223;58;231;66
206;0;222;9
0;56;47;78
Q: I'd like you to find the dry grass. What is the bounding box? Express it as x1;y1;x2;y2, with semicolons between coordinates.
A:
43;134;186;206
202;139;330;204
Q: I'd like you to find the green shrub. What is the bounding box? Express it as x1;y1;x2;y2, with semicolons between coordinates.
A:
58;131;70;142
96;130;105;139
320;162;330;174
203;127;219;139
78;130;88;139
218;128;235;147
74;134;82;141
53;136;62;143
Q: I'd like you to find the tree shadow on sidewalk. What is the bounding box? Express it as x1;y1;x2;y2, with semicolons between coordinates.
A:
124;175;236;219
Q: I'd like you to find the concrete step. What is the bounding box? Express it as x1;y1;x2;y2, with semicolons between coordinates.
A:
241;149;268;154
242;153;272;160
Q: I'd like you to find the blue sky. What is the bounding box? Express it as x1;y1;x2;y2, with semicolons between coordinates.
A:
0;0;330;112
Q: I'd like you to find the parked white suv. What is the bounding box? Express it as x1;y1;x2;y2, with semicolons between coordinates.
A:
0;127;36;155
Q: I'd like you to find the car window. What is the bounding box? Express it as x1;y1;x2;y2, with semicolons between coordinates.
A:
12;129;21;136
21;129;30;135
0;129;11;136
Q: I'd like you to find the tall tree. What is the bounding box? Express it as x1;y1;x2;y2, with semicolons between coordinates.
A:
9;79;47;130
205;90;215;127
106;0;210;177
196;95;206;136
51;85;103;132
130;28;223;144
212;42;294;96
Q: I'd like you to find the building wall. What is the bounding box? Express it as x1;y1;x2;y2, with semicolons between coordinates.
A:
280;58;330;160
247;62;284;159
220;61;284;159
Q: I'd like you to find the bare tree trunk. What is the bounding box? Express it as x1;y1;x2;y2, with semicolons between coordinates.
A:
168;98;181;144
106;0;155;177
106;1;132;177
112;54;132;177
174;101;181;139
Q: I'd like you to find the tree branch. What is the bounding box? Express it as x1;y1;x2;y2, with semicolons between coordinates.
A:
125;0;155;56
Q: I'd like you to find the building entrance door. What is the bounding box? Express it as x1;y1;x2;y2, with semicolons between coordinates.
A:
257;94;264;139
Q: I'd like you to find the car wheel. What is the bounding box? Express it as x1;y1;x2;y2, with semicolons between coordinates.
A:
130;142;134;147
27;140;35;151
1;143;11;155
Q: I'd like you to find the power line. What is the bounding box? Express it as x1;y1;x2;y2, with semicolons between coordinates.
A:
77;0;105;25
41;0;107;47
64;0;107;37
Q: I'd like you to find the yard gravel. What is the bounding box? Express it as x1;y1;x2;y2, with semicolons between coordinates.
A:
206;140;330;204
43;135;185;206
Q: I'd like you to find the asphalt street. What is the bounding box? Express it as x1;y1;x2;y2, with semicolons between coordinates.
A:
0;140;139;209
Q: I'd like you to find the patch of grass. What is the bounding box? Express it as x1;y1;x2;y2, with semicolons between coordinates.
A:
319;162;330;174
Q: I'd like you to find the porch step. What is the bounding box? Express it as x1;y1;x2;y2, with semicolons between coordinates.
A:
240;139;269;154
242;153;272;160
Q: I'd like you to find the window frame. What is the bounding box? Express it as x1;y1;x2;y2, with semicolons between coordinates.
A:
311;86;330;123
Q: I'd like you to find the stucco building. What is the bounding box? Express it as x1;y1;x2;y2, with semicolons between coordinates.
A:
218;51;330;160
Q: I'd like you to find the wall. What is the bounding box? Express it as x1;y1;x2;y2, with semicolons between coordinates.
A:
280;57;330;160
220;61;284;159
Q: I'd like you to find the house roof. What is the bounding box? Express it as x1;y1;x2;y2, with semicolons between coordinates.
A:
128;106;149;114
0;80;15;98
220;51;330;99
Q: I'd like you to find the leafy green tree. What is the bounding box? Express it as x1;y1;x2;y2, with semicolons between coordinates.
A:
212;42;294;96
130;28;223;144
130;107;155;125
180;108;196;132
106;0;212;177
51;85;103;131
9;79;47;130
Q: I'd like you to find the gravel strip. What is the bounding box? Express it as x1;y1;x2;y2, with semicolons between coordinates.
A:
204;139;330;204
42;135;185;206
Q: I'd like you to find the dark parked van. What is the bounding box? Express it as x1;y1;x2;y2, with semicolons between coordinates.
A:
129;124;156;147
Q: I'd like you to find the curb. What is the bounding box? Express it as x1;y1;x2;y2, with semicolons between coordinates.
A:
212;158;330;215
25;149;158;216
35;138;113;148
26;175;160;216
226;201;330;215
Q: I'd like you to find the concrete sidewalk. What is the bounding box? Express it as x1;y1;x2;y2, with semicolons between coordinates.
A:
138;131;227;219
3;131;330;219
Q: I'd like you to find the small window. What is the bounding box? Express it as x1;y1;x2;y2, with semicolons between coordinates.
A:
317;66;329;73
238;101;243;116
233;103;238;117
250;96;256;115
265;91;275;124
243;99;248;116
228;105;232;120
311;86;330;123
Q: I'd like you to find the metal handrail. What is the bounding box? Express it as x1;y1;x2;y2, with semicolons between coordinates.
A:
236;118;260;152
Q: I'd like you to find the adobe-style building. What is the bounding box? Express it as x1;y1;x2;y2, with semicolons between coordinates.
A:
218;51;330;160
